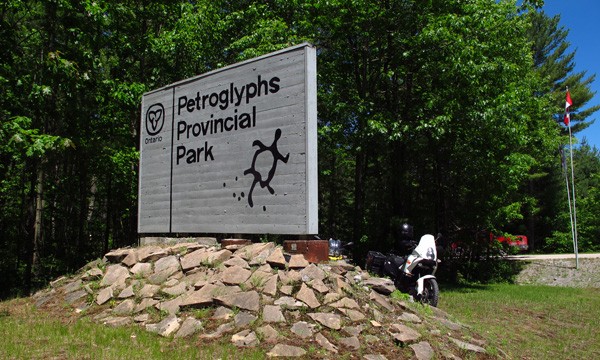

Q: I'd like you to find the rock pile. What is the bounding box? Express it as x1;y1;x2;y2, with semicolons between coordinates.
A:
33;240;489;359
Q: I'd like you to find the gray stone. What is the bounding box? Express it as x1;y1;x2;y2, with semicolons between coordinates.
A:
399;312;422;323
180;283;221;307
246;270;272;289
267;344;306;357
262;274;278;296
156;296;183;315
238;242;274;260
274;296;306;309
168;242;204;255
234;311;258;327
121;252;138;267
308;279;330;293
300;264;326;281
315;332;338;353
390;323;421;345
248;248;272;266
104;248;132;263
339;336;360;350
65;289;87;304
130;262;152;277
162;282;187;296
138;284;160;298
339;308;366;322
291;321;314;338
175;317;203;338
134;313;150;323
231;329;259;347
324;292;342;304
330;297;360;310
256;325;280;343
199;322;235;340
343;325;363;337
211;306;234;320
220;265;252;285
308;312;342;330
118;285;135;299
96;286;113;305
266;247;286;268
81;268;103;281
263;305;286;323
113;299;135;315
277;270;291;285
153;255;180;277
100;264;130;287
102;316;132;327
146;315;181;337
215;290;260;312
135;298;159;313
449;337;486;353
208;249;234;265
137;246;168;263
280;285;293;295
295;283;320;308
223;256;250;269
288;254;309;268
410;341;435;360
369;290;394;312
180;249;208;271
363;277;396;295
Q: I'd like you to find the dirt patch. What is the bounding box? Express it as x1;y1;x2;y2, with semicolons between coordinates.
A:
514;258;600;287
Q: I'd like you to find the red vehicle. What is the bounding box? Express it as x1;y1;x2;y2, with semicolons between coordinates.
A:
449;232;529;256
493;234;528;252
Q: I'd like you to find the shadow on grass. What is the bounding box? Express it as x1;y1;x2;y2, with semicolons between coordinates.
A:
438;282;491;293
437;256;527;288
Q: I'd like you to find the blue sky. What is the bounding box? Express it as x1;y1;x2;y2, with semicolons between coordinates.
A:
543;0;600;149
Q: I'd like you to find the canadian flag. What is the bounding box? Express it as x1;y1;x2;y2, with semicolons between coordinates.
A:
564;90;573;125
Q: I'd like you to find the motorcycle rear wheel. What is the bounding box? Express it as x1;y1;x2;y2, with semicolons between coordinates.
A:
417;278;439;307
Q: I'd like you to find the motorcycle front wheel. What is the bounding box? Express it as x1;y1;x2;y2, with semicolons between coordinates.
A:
417;278;439;307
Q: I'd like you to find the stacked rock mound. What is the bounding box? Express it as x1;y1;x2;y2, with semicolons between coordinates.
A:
33;240;489;359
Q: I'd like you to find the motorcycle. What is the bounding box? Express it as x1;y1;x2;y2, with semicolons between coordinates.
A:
328;238;353;261
366;234;440;306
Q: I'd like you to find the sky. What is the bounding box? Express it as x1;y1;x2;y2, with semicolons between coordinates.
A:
543;0;600;149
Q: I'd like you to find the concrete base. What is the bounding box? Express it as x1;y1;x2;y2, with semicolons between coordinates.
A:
140;236;217;247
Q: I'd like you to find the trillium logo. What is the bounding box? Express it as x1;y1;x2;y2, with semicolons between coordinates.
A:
146;103;165;136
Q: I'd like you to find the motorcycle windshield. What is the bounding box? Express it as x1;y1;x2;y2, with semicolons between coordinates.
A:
412;234;437;260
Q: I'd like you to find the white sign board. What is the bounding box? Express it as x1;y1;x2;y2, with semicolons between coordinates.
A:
138;43;318;234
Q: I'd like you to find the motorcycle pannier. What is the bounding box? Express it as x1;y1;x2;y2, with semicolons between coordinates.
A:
366;251;386;276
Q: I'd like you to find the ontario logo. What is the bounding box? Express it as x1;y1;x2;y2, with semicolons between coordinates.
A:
145;103;165;144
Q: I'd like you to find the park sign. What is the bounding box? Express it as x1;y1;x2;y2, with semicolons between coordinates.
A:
138;43;318;235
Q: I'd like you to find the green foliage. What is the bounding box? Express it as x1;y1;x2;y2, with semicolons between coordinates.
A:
1;0;599;298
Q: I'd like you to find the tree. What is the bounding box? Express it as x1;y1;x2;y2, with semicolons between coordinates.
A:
526;10;600;251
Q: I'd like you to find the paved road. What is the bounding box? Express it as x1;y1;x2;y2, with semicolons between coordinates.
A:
507;253;600;260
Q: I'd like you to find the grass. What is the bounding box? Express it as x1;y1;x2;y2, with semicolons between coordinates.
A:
439;283;600;359
0;298;265;360
3;283;600;359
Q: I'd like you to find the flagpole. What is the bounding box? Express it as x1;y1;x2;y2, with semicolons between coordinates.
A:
567;125;579;269
561;147;576;264
565;87;579;269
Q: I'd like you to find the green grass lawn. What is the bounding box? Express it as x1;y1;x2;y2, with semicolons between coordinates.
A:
0;298;266;360
438;283;600;359
2;284;599;359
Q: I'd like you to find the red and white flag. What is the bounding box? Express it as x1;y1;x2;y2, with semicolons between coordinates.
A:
564;90;573;125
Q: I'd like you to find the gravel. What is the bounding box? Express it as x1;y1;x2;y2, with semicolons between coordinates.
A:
514;258;600;288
